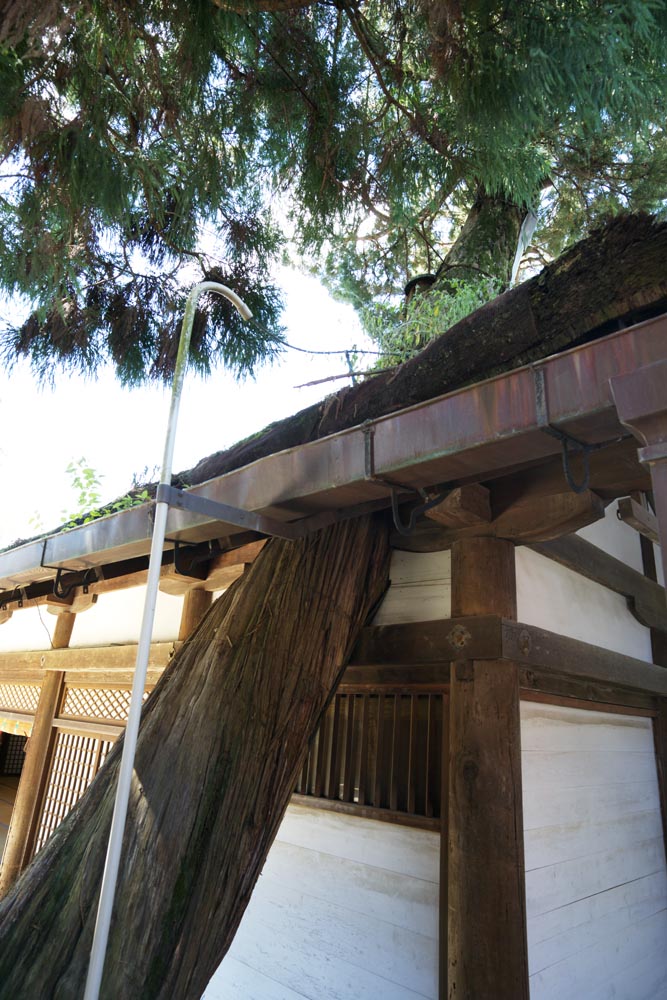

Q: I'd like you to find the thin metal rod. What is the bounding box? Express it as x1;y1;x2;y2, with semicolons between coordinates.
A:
83;282;251;1000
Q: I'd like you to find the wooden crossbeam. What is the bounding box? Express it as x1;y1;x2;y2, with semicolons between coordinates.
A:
351;615;667;697
531;534;667;631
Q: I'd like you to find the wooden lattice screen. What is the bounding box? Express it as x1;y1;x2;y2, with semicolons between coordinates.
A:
60;687;136;723
0;683;41;714
296;690;444;820
34;732;113;854
0;734;28;776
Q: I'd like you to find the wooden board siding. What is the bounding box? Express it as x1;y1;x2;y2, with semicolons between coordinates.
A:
372;551;451;626
521;701;667;1000
205;803;439;1000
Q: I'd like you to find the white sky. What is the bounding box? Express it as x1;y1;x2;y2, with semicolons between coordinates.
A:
0;269;373;548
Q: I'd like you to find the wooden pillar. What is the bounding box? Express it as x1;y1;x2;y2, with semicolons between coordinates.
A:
178;588;213;641
52;611;76;650
0;670;65;896
0;610;76;894
444;536;528;1000
653;702;667;866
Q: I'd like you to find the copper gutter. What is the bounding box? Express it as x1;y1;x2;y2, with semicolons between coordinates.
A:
1;313;665;591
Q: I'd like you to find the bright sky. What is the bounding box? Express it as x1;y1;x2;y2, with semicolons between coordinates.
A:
0;269;373;549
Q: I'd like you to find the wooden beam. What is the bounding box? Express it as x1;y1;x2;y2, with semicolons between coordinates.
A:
202;540;265;592
489;437;650;505
290;794;439;832
52;718;123;740
0;671;65;897
178;589;213;641
395;488;605;551
350;616;503;666
617;496;660;544
340;664;452;689
531;534;667;631
518;668;657;712
425;484;491;528
45;593;97;615
0;642;177;684
448;659;529;1000
502;619;667;696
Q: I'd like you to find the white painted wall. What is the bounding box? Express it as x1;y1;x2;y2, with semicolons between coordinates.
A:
204;804;439;1000
516;502;654;662
372;550;451;626
0;585;184;652
521;700;667;1000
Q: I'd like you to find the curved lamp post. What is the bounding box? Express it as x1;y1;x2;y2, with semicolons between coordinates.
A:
83;283;252;1000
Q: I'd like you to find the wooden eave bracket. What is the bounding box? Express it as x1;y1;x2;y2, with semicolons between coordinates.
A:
610;359;667;587
617;497;660;544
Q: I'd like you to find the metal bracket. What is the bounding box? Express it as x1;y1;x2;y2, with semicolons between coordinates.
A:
533;367;623;494
40;539;105;598
156;484;389;542
363;421;457;535
0;587;27;611
390;486;456;536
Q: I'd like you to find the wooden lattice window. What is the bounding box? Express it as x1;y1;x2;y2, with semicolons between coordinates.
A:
0;734;27;776
34;732;113;855
296;691;444;820
0;683;41;714
60;687;144;723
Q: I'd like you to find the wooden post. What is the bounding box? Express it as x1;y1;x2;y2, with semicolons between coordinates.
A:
450;536;517;620
178;589;213;641
653;702;667;866
0;611;75;893
52;611;76;650
444;537;528;999
0;670;65;896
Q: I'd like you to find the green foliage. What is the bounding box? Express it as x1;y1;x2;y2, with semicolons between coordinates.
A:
59;457;150;529
61;458;104;521
0;1;666;377
363;278;501;366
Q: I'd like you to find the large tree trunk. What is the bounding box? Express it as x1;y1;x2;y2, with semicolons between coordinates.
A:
433;187;527;292
0;514;391;999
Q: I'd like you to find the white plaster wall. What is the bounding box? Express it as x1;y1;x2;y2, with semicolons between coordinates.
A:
577;500;645;569
204;804;439;1000
516;502;653;662
521;701;667;1000
69;586;183;647
0;586;184;652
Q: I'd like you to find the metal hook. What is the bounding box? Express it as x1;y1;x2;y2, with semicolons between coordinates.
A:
390;486;455;536
561;438;590;495
53;568;76;600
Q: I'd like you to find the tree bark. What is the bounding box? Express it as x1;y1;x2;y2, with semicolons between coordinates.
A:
0;514;391;1000
433;187;526;291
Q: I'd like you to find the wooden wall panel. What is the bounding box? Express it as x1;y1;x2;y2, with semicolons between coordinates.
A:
521;701;667;1000
373;550;451;626
205;803;439;1000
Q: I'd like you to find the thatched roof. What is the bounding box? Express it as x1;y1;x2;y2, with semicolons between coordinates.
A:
182;213;667;490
